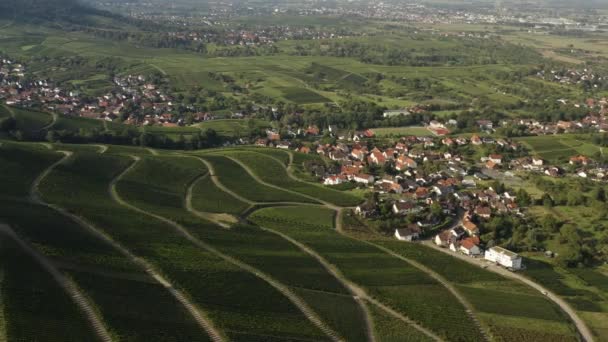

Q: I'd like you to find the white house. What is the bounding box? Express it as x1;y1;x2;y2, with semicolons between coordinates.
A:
383;109;410;118
353;174;374;185
392;201;420;215
532;157;544;166
484;246;523;270
395;225;421;241
434;231;451;247
324;176;344;186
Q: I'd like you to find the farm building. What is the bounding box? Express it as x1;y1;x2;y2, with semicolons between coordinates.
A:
485;246;523;270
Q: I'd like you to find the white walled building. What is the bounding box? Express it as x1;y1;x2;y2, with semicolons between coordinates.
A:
484;246;523;270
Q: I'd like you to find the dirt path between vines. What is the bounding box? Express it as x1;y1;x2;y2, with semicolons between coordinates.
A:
113;155;343;342
32;151;225;342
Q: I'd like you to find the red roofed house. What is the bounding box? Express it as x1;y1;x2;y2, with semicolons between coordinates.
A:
459;236;481;256
462;219;479;235
489;154;503;164
369;151;386;165
475;206;492;219
569;155;591;165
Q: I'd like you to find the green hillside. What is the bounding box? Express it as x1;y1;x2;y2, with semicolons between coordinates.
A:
0;139;586;341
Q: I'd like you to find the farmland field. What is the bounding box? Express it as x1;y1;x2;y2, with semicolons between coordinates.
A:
0;140;589;340
373;126;433;137
10;107;53;132
0;233;96;342
515;135;603;163
115;155;372;340
249;206;485;341
278;87;331;104
221;151;362;206
39;152;330;340
194;119;271;138
190;173;250;215
200;154;318;203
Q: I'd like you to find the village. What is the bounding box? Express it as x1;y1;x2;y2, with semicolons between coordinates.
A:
251;118;608;272
0;56;217;127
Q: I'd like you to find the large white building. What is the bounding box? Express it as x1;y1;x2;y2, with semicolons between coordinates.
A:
484;246;523;270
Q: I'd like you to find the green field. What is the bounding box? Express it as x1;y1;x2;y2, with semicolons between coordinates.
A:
221;150;362;206
516;135;603;163
200;154;318;203
249;206;485;341
0;140;588;340
373;126;433;137
194;119;271;138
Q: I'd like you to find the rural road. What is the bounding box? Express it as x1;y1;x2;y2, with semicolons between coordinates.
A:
0;224;113;342
112;156;343;342
421;240;595;342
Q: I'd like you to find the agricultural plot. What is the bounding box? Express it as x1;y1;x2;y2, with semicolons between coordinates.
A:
367;304;434;342
249;206;483;341
0;234;96;342
516;135;602;163
190;174;250;215
0;105;11;118
51;115;105;132
0;142;61;198
104;144;153;156
39;151;329;341
373;126;432;137
51;143;105;153
194;119;270;138
201;154;317;203
116;156;371;341
237;147;291;166
373;241;578;340
278;87;331;104
223;151;362;206
10;107;53;132
0;145;211;340
0;200;208;342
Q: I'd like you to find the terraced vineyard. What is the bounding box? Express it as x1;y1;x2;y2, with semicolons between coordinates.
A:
0;140;586;341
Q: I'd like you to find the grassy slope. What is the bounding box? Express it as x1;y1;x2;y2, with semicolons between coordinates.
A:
116;155;370;341
222;151;362;206
0;235;95;342
0;143;95;341
39;151;327;341
190;173;250;215
200;154;317;203
249;206;483;341
0;143;209;341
